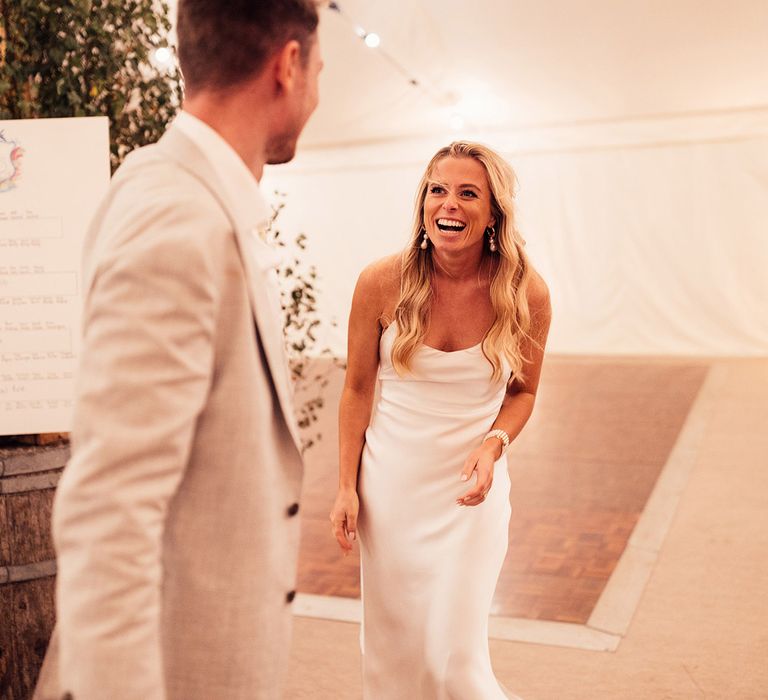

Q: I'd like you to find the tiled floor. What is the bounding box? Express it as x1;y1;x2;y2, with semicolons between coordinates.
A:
295;356;709;631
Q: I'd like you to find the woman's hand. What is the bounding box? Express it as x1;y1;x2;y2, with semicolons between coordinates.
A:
457;439;501;507
330;489;359;555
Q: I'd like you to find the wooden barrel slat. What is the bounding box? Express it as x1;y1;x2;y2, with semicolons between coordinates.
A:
0;577;57;700
1;559;58;585
1;443;69;700
0;494;10;565
1;470;62;495
0;444;69;477
4;488;56;565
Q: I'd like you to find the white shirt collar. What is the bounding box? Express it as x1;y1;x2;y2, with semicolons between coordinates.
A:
172;111;271;237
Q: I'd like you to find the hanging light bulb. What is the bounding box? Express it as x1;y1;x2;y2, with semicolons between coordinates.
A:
330;3;453;115
152;46;173;68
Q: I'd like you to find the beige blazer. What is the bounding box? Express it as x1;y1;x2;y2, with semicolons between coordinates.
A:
34;127;304;700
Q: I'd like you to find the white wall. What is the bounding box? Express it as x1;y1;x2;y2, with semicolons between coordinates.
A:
263;107;768;358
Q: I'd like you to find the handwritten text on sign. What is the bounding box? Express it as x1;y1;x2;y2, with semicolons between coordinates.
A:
0;117;109;435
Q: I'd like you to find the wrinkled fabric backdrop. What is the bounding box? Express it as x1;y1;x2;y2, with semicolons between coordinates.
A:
263;107;768;357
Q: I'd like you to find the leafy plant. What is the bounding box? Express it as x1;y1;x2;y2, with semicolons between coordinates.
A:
0;0;181;172
0;0;179;446
0;5;339;453
265;191;344;453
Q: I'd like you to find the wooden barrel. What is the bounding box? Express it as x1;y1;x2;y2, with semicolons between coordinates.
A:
0;443;69;700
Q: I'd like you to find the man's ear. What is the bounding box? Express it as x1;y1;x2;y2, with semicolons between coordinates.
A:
274;40;302;95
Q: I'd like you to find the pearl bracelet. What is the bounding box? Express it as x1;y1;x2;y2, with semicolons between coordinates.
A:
484;428;510;455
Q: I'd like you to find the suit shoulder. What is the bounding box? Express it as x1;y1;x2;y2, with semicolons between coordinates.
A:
113;146;222;212
101;157;231;248
86;160;236;291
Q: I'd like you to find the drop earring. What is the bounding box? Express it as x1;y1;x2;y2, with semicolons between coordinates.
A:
487;226;497;252
420;229;429;250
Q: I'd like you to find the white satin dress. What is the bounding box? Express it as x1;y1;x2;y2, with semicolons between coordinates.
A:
358;323;519;700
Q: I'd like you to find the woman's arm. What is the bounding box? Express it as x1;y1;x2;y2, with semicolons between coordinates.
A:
330;258;393;552
458;271;552;506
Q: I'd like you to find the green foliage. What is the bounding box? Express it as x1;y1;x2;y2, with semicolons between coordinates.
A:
0;5;337;452
0;0;181;172
265;192;345;453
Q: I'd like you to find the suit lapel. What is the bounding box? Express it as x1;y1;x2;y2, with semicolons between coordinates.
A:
155;127;302;451
232;226;303;450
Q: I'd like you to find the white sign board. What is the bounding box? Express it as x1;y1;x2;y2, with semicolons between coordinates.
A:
0;116;110;435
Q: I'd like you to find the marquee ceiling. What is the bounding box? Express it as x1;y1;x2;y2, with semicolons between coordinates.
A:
166;1;768;149
299;0;768;148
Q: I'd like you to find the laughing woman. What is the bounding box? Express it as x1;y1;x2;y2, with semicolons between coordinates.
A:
330;141;551;699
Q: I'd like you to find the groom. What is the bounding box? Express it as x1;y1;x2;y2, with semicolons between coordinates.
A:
34;1;323;698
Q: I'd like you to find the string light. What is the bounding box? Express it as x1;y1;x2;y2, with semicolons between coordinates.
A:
151;46;173;70
327;2;471;132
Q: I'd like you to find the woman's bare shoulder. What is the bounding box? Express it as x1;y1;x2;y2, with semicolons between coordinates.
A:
360;253;400;281
356;254;401;297
355;254;402;326
527;267;550;305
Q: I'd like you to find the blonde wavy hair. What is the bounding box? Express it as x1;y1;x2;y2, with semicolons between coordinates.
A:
391;141;534;383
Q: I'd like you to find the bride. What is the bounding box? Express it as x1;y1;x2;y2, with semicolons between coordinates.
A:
330;141;551;699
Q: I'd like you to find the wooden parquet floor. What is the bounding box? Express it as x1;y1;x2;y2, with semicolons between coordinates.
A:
296;357;709;624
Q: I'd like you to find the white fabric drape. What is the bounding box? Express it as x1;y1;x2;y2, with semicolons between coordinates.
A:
263;108;768;357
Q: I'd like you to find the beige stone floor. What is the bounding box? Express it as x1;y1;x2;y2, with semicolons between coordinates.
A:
285;358;768;699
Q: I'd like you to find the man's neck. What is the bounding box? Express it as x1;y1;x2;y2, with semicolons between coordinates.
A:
183;91;270;181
